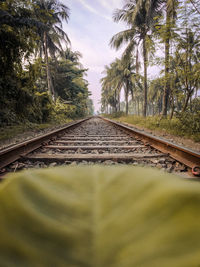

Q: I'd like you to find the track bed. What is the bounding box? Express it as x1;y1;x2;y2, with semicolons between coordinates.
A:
1;117;195;176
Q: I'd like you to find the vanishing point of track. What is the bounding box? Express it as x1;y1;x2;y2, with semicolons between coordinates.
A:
0;116;200;178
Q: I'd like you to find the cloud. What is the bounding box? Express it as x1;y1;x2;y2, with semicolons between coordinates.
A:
98;0;112;10
67;27;123;111
77;0;111;21
98;0;123;11
63;0;125;111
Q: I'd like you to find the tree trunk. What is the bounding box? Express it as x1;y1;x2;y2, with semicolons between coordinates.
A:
152;103;155;116
134;99;137;115
170;97;175;120
182;91;192;112
44;32;55;101
162;9;171;118
114;90;117;112
118;92;120;112
143;35;148;117
136;48;139;74
125;90;129;115
159;99;162;114
141;101;144;115
125;81;129;115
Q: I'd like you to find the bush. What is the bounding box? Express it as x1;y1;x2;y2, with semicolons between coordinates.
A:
111;98;200;142
52;98;76;123
111;111;126;118
102;111;126;119
175;98;200;140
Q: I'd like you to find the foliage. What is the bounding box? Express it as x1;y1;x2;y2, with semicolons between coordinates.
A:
105;111;126;118
86;99;94;116
176;98;200;140
0;0;92;127
101;57;140;115
52;98;76;122
49;49;91;118
113;98;200;141
2;166;200;266
110;0;163;117
0;122;57;143
101;0;200;141
0;0;40;124
32;0;70;99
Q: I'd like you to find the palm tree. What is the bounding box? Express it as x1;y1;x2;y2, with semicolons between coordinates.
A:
121;57;137;115
101;61;121;113
161;0;178;117
110;0;162;117
129;0;177;117
64;48;82;63
101;57;136;115
33;0;70;101
149;77;164;115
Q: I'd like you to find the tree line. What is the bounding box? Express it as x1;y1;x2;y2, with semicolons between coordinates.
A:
101;0;200;119
0;0;93;125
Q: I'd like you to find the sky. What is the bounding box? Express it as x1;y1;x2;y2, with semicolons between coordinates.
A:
61;0;125;112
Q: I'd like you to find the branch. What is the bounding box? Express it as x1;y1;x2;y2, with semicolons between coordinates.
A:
189;0;200;15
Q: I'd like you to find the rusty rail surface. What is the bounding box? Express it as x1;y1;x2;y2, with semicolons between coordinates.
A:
0;118;90;169
102;117;200;170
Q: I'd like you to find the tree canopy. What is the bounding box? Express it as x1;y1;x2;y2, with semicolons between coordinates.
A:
101;0;200;123
0;0;93;125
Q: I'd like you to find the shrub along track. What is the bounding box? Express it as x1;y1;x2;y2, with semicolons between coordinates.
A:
0;117;199;178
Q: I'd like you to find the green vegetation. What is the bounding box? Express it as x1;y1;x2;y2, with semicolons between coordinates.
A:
110;98;200;142
1;166;200;265
111;115;200;142
0;122;71;143
101;0;200;140
0;0;94;127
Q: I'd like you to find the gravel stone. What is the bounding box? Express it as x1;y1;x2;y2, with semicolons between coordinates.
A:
3;117;189;176
49;162;57;167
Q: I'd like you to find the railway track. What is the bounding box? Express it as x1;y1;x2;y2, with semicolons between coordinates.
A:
0;116;200;178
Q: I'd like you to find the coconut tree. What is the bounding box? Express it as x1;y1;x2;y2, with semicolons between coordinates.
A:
159;0;178;117
121;57;137;115
101;56;136;115
101;61;122;113
64;48;82;63
33;0;70;101
110;0;162;117
160;0;199;116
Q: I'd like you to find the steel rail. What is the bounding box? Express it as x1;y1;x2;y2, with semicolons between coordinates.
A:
0;118;90;169
101;117;200;170
1;116;199;177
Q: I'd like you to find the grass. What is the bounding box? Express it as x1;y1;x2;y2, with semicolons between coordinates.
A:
111;115;200;142
0;119;72;142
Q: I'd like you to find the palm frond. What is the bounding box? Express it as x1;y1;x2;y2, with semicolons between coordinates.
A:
113;8;129;23
47;34;60;57
110;29;135;50
54;25;71;44
122;39;137;60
